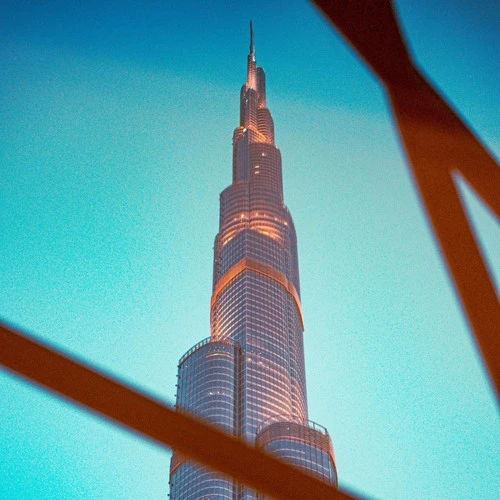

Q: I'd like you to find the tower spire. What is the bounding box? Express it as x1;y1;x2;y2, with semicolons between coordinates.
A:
250;20;255;59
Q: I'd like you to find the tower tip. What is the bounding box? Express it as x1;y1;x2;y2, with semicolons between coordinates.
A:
250;20;255;57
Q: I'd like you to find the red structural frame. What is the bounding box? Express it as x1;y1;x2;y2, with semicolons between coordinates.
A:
1;1;498;498
314;0;499;399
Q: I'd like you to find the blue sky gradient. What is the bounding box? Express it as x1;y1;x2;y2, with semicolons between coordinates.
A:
1;1;499;498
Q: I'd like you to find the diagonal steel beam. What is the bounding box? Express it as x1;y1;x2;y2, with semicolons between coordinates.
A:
313;0;500;396
0;321;356;500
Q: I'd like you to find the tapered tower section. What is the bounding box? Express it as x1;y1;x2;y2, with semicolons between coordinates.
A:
169;24;337;499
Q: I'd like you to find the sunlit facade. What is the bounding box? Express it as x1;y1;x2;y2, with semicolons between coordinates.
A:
169;24;337;499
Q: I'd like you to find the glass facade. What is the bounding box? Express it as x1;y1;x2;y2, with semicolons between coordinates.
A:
170;339;239;499
169;25;336;499
255;418;338;496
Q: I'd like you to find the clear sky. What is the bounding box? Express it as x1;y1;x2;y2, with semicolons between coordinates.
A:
1;1;498;499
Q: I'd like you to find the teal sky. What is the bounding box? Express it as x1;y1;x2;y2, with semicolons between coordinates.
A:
1;1;499;499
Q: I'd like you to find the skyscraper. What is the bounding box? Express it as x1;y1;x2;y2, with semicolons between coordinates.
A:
169;23;337;499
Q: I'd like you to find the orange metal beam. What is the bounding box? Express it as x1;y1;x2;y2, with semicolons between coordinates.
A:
0;322;355;499
313;0;500;396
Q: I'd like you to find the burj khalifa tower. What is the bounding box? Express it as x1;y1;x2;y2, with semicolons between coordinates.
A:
169;23;337;499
